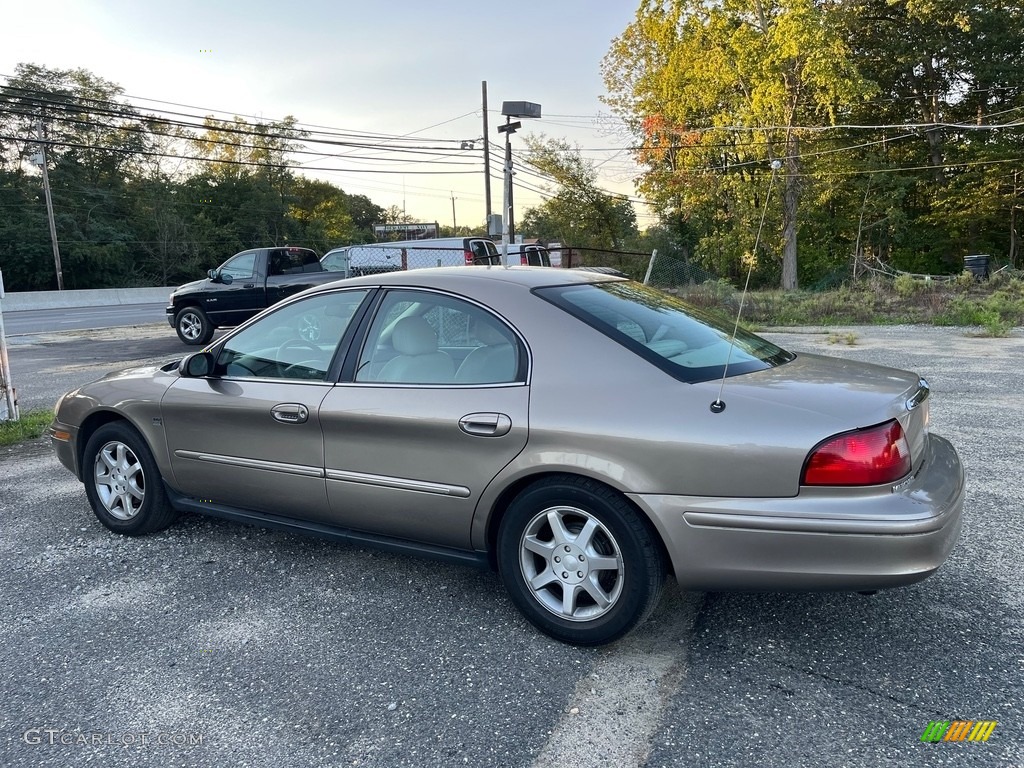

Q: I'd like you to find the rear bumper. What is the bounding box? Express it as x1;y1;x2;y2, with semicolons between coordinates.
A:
630;433;965;591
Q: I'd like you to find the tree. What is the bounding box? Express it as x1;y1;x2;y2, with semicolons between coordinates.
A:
518;135;638;250
839;1;1024;271
0;63;152;180
0;64;156;288
287;177;356;252
603;0;874;288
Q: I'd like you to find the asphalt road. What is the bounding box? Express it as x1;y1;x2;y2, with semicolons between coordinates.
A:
1;323;1021;767
1;303;169;336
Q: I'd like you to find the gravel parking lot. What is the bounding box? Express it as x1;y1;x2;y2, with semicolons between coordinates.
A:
1;323;1021;767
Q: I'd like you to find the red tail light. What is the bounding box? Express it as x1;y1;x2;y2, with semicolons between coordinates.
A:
520;255;528;265
464;250;474;265
802;420;911;486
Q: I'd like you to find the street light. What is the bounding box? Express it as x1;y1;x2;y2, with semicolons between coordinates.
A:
497;101;541;264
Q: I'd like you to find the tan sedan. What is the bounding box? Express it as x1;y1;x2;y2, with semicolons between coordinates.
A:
49;267;965;645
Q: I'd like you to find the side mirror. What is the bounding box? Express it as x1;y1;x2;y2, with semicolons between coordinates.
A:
208;269;233;284
178;351;215;378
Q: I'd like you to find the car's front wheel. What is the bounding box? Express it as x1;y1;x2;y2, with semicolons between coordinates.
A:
174;306;214;345
82;422;178;536
497;476;666;646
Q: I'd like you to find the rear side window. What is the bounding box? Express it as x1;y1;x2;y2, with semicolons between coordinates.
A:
270;248;320;276
536;281;793;383
355;290;523;385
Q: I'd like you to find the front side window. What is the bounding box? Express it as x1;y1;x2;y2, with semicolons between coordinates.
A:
355;290;522;385
536;281;793;383
220;251;258;280
215;289;369;380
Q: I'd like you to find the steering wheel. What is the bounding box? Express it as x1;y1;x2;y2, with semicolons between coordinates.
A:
276;339;324;378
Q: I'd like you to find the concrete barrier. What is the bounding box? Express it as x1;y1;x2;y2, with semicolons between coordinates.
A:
0;287;171;311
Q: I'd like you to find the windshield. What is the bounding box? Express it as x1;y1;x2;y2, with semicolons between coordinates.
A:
536;281;794;383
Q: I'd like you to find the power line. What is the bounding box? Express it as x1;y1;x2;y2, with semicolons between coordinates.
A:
0;132;483;174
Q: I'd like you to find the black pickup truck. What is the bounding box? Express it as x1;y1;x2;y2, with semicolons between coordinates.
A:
166;246;342;345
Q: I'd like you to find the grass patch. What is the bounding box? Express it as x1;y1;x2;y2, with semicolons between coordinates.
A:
827;331;859;346
0;409;53;447
674;275;1024;329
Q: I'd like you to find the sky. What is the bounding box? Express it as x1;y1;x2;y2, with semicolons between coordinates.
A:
0;0;651;231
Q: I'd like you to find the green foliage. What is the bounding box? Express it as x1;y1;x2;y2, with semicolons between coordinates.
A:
602;1;1024;288
937;281;1024;335
893;273;928;297
0;64;391;290
0;410;53;446
953;270;976;290
723;276;1024;328
603;0;875;289
518;136;639;250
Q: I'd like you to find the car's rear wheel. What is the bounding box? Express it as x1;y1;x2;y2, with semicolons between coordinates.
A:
82;422;178;536
497;476;666;646
175;306;214;345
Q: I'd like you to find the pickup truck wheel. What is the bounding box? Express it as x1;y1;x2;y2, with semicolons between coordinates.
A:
175;306;214;345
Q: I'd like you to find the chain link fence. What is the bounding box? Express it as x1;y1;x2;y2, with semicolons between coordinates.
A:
322;245;505;275
563;247;734;311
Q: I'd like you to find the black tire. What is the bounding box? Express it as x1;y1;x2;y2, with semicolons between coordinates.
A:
497;475;666;646
82;422;178;536
174;306;214;345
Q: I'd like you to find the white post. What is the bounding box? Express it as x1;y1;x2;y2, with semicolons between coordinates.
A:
0;269;19;422
642;249;658;285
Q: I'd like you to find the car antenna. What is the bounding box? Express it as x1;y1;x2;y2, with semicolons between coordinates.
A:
710;159;782;414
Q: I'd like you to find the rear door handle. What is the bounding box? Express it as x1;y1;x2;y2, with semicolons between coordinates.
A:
272;403;309;424
459;412;512;437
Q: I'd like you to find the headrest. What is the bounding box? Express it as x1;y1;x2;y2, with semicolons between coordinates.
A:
392;316;438;356
473;318;509;346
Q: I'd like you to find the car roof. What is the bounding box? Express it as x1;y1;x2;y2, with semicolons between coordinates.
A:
315;265;625;292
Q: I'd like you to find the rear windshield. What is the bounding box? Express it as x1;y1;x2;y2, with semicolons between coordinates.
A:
536;281;794;383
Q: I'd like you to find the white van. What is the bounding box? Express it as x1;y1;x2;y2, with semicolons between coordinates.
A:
322;237;501;276
503;243;552;267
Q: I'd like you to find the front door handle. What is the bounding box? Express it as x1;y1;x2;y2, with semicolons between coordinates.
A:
272;403;309;424
459;412;512;437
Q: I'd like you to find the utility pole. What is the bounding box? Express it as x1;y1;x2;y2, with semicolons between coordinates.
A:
482;81;492;225
497;115;520;259
1011;170;1020;268
496;101;541;249
35;121;64;291
450;192;457;231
